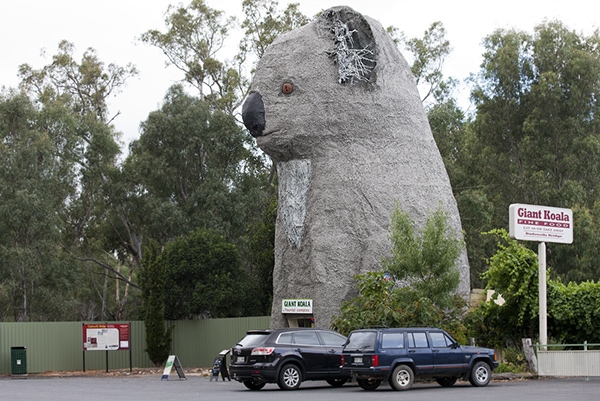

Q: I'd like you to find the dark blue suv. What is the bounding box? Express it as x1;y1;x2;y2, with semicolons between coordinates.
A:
341;327;498;391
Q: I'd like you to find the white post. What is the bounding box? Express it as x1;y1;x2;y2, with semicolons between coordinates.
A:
538;242;547;350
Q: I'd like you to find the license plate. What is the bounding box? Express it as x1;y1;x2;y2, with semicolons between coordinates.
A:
236;356;245;363
353;356;363;364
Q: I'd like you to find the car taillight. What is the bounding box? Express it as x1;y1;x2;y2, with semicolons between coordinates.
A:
372;355;379;367
340;355;345;366
251;347;274;355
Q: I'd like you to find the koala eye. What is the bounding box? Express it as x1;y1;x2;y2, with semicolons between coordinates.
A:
282;82;293;95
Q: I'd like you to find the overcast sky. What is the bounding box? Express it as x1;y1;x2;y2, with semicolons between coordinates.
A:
2;0;599;147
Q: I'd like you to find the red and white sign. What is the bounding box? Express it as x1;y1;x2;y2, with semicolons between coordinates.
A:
509;204;573;244
83;323;130;351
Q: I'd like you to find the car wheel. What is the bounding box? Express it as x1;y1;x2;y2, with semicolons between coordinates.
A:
278;363;302;390
357;378;382;391
326;378;348;387
469;361;492;387
389;364;414;391
243;381;266;390
436;376;458;387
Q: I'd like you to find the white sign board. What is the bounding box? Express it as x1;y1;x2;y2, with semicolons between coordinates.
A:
161;355;186;380
509;204;573;244
282;299;313;314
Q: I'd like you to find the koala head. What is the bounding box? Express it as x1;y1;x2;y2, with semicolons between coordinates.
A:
242;7;386;162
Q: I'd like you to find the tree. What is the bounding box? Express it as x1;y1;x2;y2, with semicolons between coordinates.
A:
245;193;277;314
471;21;600;219
548;202;600;282
141;240;173;366
140;0;245;115
465;229;539;348
159;229;258;319
240;0;309;60
458;21;600;284
18;40;137;122
124;85;267;244
383;204;463;310
404;21;453;105
15;41;142;320
0;91;88;321
331;205;466;340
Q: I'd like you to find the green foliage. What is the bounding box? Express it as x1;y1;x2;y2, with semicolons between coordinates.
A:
404;22;452;104
390;21;453;105
494;347;530;373
246;194;277;315
427;21;600;288
467;229;600;347
382;203;462;310
140;0;242;113
141;240;173;366
466;229;539;347
241;0;309;60
18;40;137;122
548;202;600;282
482;229;539;325
331;205;466;340
160;228;260;319
0;91;89;321
547;280;600;344
125;85;267;243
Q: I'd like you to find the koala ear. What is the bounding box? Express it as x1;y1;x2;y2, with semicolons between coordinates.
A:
320;7;377;85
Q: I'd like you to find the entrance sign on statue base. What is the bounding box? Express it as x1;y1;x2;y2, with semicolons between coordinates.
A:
161;355;186;380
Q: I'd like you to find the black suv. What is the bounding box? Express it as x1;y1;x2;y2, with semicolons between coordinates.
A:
229;328;350;390
341;327;498;391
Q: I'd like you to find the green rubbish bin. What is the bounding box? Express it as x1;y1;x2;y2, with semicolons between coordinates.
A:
11;346;27;376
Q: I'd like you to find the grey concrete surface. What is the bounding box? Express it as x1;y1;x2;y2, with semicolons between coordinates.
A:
1;375;599;401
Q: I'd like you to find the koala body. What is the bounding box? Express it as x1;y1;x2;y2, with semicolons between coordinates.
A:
243;7;469;328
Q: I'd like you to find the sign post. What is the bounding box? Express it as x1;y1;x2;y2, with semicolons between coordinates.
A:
538;242;547;348
509;204;573;349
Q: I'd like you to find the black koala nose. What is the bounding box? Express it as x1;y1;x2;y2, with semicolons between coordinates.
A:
242;92;265;137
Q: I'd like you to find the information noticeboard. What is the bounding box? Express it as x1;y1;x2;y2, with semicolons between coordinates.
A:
82;323;130;351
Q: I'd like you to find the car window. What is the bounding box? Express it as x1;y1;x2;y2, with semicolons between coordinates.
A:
430;332;454;348
293;331;321;345
407;332;429;348
319;331;346;346
277;332;293;344
237;333;270;347
344;331;376;351
382;332;404;348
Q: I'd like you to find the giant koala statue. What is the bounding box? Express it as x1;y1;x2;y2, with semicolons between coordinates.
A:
242;6;469;328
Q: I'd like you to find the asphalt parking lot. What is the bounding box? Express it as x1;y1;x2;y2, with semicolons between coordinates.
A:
1;374;599;401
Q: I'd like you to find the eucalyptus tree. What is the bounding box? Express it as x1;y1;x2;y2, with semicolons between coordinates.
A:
141;0;244;116
124;84;263;242
0;91;86;321
239;0;309;60
470;21;600;282
141;0;308;117
15;41;140;320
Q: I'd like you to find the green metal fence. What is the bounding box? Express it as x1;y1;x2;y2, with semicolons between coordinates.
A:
0;316;270;375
